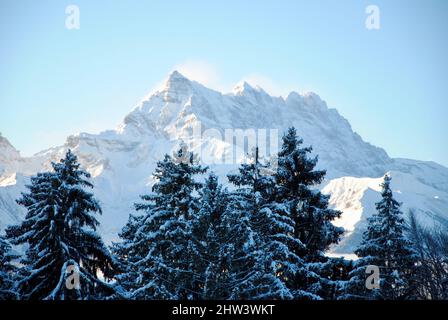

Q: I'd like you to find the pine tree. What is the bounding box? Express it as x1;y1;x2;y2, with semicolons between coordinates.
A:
191;173;229;299
110;213;145;298
0;235;17;299
225;147;300;299
187;170;287;300
344;175;418;300
113;147;206;299
6;150;117;300
219;194;289;300
274;127;344;298
316;257;354;300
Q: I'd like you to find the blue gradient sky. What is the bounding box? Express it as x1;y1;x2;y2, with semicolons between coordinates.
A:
1;0;447;166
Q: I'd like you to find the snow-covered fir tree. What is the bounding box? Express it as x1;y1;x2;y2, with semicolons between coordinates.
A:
191;172;229;299
217;198;288;299
6;150;117;300
274;127;344;298
113;147;206;299
0;235;17;299
343;175;418;300
219;203;289;300
111;213;145;298
189;169;288;300
226;147;305;299
316;257;354;300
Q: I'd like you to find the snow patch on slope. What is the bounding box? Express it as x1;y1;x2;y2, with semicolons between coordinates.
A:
323;171;448;254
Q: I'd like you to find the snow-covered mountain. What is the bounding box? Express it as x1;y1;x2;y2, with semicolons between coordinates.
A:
1;71;447;254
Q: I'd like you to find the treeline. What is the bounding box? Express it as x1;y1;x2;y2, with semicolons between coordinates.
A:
0;127;446;300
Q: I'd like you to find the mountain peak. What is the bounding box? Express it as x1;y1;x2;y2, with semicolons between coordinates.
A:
232;81;265;96
160;70;196;94
0;134;19;154
286;91;328;110
0;134;22;177
167;70;187;81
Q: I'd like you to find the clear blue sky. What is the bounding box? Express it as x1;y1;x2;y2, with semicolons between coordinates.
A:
1;0;447;166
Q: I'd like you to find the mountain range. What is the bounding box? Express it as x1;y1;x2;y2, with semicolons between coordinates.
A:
1;71;447;255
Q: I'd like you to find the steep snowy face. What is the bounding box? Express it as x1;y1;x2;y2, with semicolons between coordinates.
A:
0;136;27;230
119;71;392;179
0;173;26;230
392;158;448;194
0;71;447;253
0;135;22;178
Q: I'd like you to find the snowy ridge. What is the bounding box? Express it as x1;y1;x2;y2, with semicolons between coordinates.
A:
0;71;447;254
322;171;448;253
0;135;22;177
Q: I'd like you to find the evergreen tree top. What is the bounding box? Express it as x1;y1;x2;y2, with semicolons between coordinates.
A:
379;174;393;200
52;149;93;188
280;127;304;153
275;127;326;199
375;174;404;223
201;172;221;197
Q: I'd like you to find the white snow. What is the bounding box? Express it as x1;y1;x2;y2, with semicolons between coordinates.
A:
0;71;447;255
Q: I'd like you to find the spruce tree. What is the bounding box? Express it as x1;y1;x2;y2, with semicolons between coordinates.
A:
192;173;229;299
226;148;300;299
6;150;116;300
344;175;418;300
317;257;354;300
274;127;344;298
0;235;17;299
111;213;145;298
188;170;288;299
220;198;288;300
113;148;206;299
